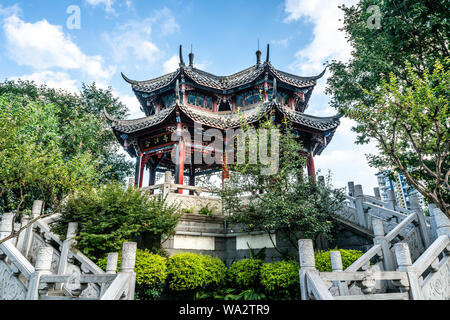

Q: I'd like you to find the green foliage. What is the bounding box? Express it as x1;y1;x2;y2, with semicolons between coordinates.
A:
51;183;180;261
260;260;300;299
227;258;262;289
97;249;167;300
166;253;227;292
0;94;101;215
0;80;133;190
326;1;449;215
222;117;345;258
314;249;364;272
180;207;195;214
198;203;215;216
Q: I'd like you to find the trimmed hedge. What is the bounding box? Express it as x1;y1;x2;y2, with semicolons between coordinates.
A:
97;248;167;300
227;259;262;289
260;260;300;298
314;249;364;272
167;253;227;291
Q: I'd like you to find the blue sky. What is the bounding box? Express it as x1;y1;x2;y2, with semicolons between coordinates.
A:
0;0;381;193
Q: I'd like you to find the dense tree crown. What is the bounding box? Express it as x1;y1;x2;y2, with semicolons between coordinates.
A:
326;0;449;216
0;80;134;214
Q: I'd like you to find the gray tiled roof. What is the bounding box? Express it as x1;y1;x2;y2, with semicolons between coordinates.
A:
121;62;325;93
106;102;340;134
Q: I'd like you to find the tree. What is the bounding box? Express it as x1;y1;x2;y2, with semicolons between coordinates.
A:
50;183;181;261
326;0;449;216
0;80;134;183
220;118;345;257
327;0;448;111
0;94;101;244
347;59;449;216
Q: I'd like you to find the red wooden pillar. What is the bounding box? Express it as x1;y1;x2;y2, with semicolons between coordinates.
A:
138;155;145;188
175;121;185;194
306;150;316;182
222;137;229;188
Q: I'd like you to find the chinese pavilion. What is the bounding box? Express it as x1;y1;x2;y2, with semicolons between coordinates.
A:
105;45;341;190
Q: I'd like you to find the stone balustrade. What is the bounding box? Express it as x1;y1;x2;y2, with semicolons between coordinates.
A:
0;203;137;300
299;206;450;300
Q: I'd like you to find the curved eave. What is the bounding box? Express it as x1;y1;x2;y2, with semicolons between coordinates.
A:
121;63;326;94
105;104;177;135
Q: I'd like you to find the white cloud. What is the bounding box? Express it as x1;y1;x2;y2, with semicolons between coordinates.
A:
163;55;179;73
284;0;381;191
284;0;358;76
103;7;179;67
118;93;143;119
10;71;79;93
85;0;115;14
3;14;115;80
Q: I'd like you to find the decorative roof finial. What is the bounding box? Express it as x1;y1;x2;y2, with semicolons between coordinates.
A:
188;44;194;68
256;39;262;65
266;44;270;63
179;45;185;67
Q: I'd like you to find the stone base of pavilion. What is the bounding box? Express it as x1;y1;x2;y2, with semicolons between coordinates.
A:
141;172;299;265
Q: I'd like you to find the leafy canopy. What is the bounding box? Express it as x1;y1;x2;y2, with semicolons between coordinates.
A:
51;183;181;261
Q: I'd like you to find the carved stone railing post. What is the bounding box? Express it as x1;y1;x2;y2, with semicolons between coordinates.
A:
55;222;78;290
432;207;450;237
330;251;349;296
100;252;119;296
385;189;396;210
106;252;119;274
26;246;53;300
372;218;395;271
298;239;316;300
394;242;422;300
162;171;172;198
0;213;14;241
373;187;381;200
22;200;43;258
354;185;367;228
410;194;431;249
119;242;137;300
347;181;355;197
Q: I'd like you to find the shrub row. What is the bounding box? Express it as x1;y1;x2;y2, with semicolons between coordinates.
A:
98;248;363;300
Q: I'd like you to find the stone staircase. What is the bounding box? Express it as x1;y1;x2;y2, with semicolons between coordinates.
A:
0;201;137;300
299;181;450;300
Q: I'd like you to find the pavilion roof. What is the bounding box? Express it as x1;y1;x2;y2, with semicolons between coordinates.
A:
105;102;340;134
121;62;325;93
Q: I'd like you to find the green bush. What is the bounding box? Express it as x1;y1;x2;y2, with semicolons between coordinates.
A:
227;258;262;289
51;182;180;261
314;249;364;272
167;253;226;292
260;260;299;299
97;248;167;300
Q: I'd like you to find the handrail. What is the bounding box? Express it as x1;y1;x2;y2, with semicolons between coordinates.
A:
34;220;104;275
305;271;334;300
100;273;130;300
0;241;35;280
384;212;417;243
345;244;381;272
319;270;408;282
412;235;449;276
364;202;408;220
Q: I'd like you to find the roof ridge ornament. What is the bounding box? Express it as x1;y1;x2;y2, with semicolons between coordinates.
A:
179;45;185;67
265;44;270;63
189;45;194;68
